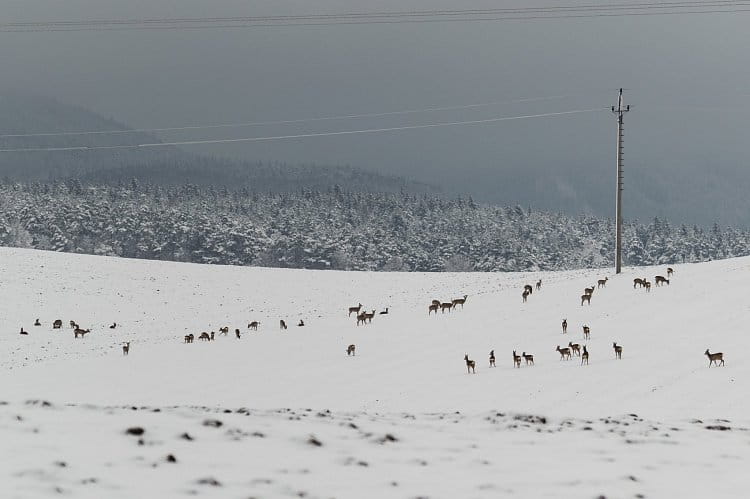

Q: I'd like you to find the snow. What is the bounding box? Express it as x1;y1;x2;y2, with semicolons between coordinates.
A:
1;247;749;498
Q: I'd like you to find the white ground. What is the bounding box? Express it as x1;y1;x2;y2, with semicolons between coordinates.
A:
1;247;749;498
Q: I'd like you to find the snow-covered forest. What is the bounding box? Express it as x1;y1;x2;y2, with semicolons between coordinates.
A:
0;181;747;271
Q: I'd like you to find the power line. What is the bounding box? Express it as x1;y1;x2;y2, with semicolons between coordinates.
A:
2;1;749;32
0;95;574;139
0;108;604;153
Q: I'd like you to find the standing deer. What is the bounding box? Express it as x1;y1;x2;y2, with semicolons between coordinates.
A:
357;312;368;326
235;329;241;339
524;284;533;295
219;327;229;336
348;303;363;317
489;350;496;367
522;352;534;365
667;267;675;277
581;345;589;365
556;345;571;360
347;344;356;356
440;302;453;314
280;320;287;330
184;333;194;343
613;342;622;359
512;350;522;368
363;310;376;323
452;295;468;309
428;303;439;315
464;354;476;374
644;281;651;292
122;342;130;356
210;331;215;341
568;341;581;356
522;290;530;303
562;318;567;334
536;279;542;291
74;328;90;338
581;294;592;306
582;325;591;340
598;277;608;288
584;286;595;296
705;349;724;367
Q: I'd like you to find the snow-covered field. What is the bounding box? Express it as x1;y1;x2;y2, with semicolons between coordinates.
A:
1;247;749;498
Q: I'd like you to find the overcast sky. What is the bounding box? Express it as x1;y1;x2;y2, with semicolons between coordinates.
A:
1;0;749;222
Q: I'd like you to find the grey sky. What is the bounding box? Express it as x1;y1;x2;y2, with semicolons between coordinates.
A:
1;1;749;223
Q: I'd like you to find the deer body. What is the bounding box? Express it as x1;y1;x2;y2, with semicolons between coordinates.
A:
655;276;670;286
428;303;439;315
489;350;496;367
280;320;287;330
568;342;581;356
248;321;260;330
348;303;363;317
122;342;130;356
452;295;468;309
562;319;567;334
464;354;476;374
613;342;622;359
536;279;542;291
581;294;592;306
347;344;356;356
597;277;608;288
556;346;571;360
522;352;534;365
53;319;62;329
199;332;210;341
522;290;529;303
581;346;589;365
582;325;590;340
705;349;724;367
74;328;90;338
184;333;194;343
633;278;644;288
512;350;521;368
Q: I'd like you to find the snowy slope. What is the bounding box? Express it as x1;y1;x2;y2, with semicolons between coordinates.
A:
1;248;749;498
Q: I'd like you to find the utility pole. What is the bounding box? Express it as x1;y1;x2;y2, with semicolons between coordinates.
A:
611;88;630;274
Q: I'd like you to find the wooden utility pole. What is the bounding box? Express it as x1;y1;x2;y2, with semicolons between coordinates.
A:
611;88;629;274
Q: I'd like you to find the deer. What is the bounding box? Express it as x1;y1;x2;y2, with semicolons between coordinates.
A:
613;342;622;359
582;325;591;340
581;294;592;306
562;318;567;334
198;332;210;341
705;349;724;367
598;277;608;288
348;303;363;317
70;320;79;329
568;341;581;356
53;319;62;329
109;323;117;329
219;326;229;336
489;350;496;367
431;299;441;306
184;333;194;343
536;279;542;291
210;331;215;341
522;352;534;365
279;320;287;330
428;303;439;315
452;295;468;309
512;350;522;368
524;284;533;295
363;310;376;323
74;328;90;339
20;327;28;336
581;345;589;365
248;321;260;330
357;312;368;326
655;275;670;286
122;342;130;356
34;318;41;326
347;344;356;356
235;329;241;339
667;267;675;277
644;281;651;292
584;286;595;296
379;308;389;315
556;345;571;360
522;290;530;303
633;278;644;289
464;354;476;374
440;302;454;313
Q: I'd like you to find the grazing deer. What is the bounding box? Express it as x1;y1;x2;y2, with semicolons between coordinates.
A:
522;352;534;365
667;267;675;277
440;302;453;313
347;344;356;356
70;320;79;329
219;326;229;336
198;332;210;341
562;318;567;334
348;303;363;317
74;328;90;338
536;279;542;291
452;295;468;309
581;294;592;306
598;277;608;288
379;308;389;315
582;325;590;340
280;320;287;330
235;329;241;339
248;321;260;330
633;278;644;289
522;290;530;303
581;346;589;365
122;342;130;356
556;345;571;360
512;350;522;368
655;275;670;286
34;318;41;326
53;319;62;329
524;284;533;295
705;349;724;367
489;350;496;367
184;333;194;343
109;322;117;329
568;341;581;356
431;299;441;306
464;354;476;374
20;327;28;335
428;303;439;315
613;342;622;359
644;281;651;292
584;286;595;296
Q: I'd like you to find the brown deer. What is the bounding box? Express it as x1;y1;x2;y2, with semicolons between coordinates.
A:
464;354;476;374
705;349;724;367
431;299;441;306
357;312;367;326
597;277;608;288
522;290;530;303
581;345;589;365
210;331;215;341
363;310;376;323
512;350;522;368
198;332;210;341
582;325;591;340
184;333;194;343
613;342;622;359
428;303;440;315
452;295;468;309
644;281;651;292
562;318;567;334
522;352;534;365
219;326;229;336
279;320;287;330
655;275;670;286
568;341;581;356
347;344;356;356
536;279;542;291
489;350;496;367
122;342;130;356
440;302;453;313
53;319;62;329
667;267;675;277
584;286;595;296
348;303;363;317
248;321;260;330
524;284;533;295
581;294;592;306
74;328;90;338
235;329;241;339
70;320;79;329
556;345;571;360
633;278;644;289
